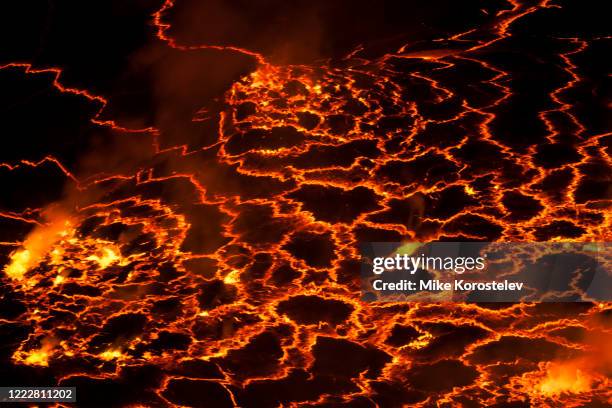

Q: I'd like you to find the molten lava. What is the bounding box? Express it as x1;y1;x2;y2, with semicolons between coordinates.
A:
537;362;592;396
0;0;610;406
5;213;73;283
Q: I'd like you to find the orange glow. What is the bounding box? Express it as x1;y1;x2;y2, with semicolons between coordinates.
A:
4;215;73;282
99;349;124;361
223;269;241;285
464;186;477;196
23;349;50;366
86;246;121;269
537;363;592;396
16;338;57;367
5;249;33;280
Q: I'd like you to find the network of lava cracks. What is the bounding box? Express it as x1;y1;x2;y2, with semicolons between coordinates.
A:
1;0;611;407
